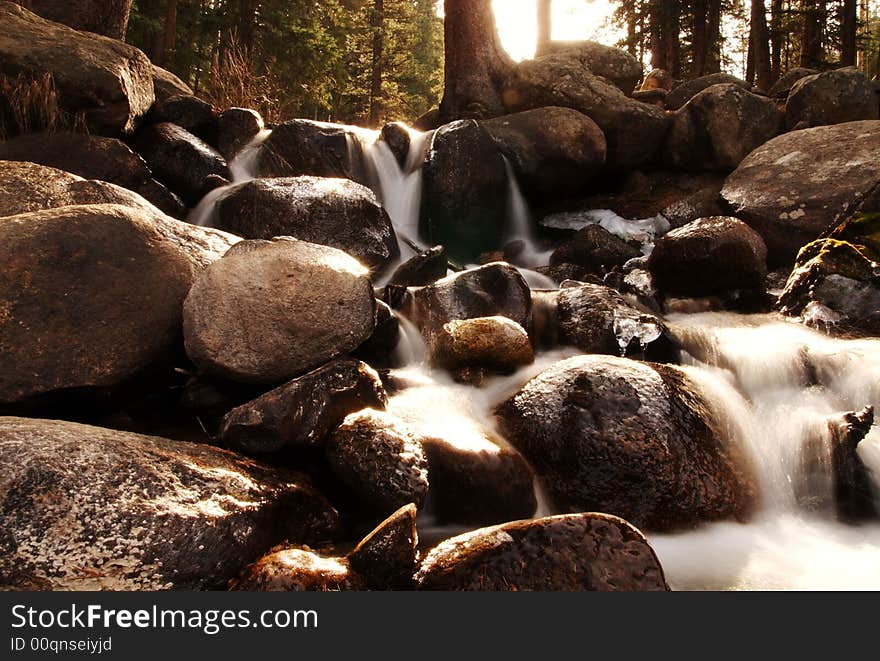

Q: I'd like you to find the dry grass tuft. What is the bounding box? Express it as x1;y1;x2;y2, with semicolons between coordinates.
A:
0;72;86;139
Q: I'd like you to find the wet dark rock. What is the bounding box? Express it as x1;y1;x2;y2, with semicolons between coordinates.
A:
660;181;725;228
721;120;880;264
214;107;264;160
151;64;193;102
149;94;216;136
215;176;398;271
256;119;368;184
786;67;879;131
768;67;819;101
665;73;749;110
420;120;508;260
663;84;782;172
549;224;641;275
380;122;412;168
325;409;429;514
354;300;400;369
183;239;376;384
0;417;341;590
0;203;237;405
132;122;230;205
0;132;185;217
501;55;669;171
415;513;669;591
348;504;418;590
481;107;606;198
649;216;768;296
219;359;387;454
0;4;154;134
431;317;534;372
534;41;643;95
230;548;359;591
496;355;756;531
555;283;676;361
397;263;532;347
828;407;878;522
387;246;449;287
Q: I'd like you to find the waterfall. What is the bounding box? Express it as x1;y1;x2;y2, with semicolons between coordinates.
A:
188;129;272;228
649;312;880;590
502;157;553;271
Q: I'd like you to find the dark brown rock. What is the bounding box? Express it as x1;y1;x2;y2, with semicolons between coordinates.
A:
183;239;376;384
230;548;358;591
215;176;398;271
829;406;878;522
219;359;387;454
348;504;418;590
151;64;193;102
0;3;154;134
768;67;819;100
534;41;643;95
149;94;216;136
387;246;449;287
648;216;768;296
380;121;411;168
415;513;669;591
549;223;641;275
496;355;756;531
786;67;879;130
0;417;341;590
665;73;749;110
215;107;264;160
431;317;534;372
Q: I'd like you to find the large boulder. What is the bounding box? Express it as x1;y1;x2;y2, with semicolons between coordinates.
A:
0;417;340;590
828;407;877;522
132;122;230;206
534;41;643;95
496;355;756;531
325;409;430;515
219;359;387;454
397;263;532;347
663;84;783;172
415;513;669;591
183;238;376;384
149;94;216;137
768;67;819;101
420;120;508;260
665;72;749;110
0;3;154;134
648;216;768;296
0;160;163;217
0;203;238;404
480;107;606;198
786;67;879;130
13;0;133;40
214;107;264;160
0;132;185;217
256;119;368;184
721;120;880;264
151;64;194;102
555;283;677;361
347;504;418;589
501;55;669;170
387;245;449;287
215;177;398;271
549;224;642;275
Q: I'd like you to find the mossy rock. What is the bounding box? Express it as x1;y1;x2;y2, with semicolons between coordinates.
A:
826;212;880;260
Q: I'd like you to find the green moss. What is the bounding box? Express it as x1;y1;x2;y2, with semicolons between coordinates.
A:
796;238;877;282
828;212;880;260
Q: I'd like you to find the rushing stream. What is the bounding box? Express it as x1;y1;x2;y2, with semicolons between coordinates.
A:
194;125;880;590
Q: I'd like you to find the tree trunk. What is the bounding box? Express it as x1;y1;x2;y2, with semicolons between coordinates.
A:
649;0;679;74
800;0;824;68
15;0;133;40
706;0;723;73
536;0;552;55
154;0;178;68
369;0;385;127
770;0;782;82
841;0;857;66
439;0;514;122
692;0;708;77
750;0;772;91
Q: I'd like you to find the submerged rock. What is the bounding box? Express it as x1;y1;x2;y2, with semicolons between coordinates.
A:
0;4;154;134
431;317;534;372
0;417;340;590
721;120;880;264
183;239;376;384
0;203;237;405
420;120;508;260
215;176;398;271
496;355;756;531
828;407;877;522
415;513;669;591
648;216;768;296
786;67;879;130
219;359;387;454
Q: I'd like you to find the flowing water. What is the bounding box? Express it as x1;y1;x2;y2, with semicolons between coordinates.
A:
187;122;880;589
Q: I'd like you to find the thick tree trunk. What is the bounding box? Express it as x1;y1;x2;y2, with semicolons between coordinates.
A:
692;0;709;77
706;0;722;73
841;0;857;66
154;0;178;68
439;0;514;122
369;0;385;127
800;0;824;68
536;0;552;55
750;0;772;91
14;0;133;40
649;0;679;75
770;0;782;82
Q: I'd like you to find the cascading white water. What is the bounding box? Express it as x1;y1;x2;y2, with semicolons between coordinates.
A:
188;129;273;228
502;158;553;271
649;312;880;590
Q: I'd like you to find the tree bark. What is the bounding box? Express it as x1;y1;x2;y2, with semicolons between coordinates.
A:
369;0;385;127
155;0;178;68
706;0;722;73
536;0;552;55
800;0;824;68
841;0;857;66
15;0;133;40
692;0;709;77
770;0;782;82
439;0;514;122
750;0;772;91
